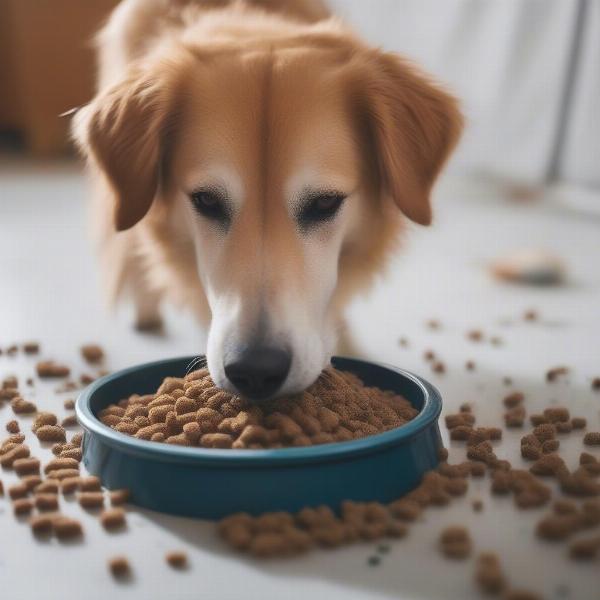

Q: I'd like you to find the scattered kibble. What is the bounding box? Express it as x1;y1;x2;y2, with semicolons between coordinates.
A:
439;526;471;559
81;344;105;364
108;556;131;579
583;432;600;446
101;507;126;530
165;551;188;569
36;361;71;378
6;420;20;434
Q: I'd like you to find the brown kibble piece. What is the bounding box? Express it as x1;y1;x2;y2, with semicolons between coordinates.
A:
79;476;101;491
64;398;75;410
11;397;37;414
546;366;569;382
110;489;130;506
13;498;34;516
583;432;600;446
30;514;54;535
23;341;40;354
474;552;505;594
53;516;83;539
14;457;40;476
569;536;600;560
165;551;188;569
439;526;471;559
36;425;66;443
0;444;30;468
571;417;587;429
101;507;126;530
78;491;104;509
36;361;70;378
61;415;78;428
6;420;19;434
108;556;131;579
81;344;105;363
503;392;524;408
35;493;59;511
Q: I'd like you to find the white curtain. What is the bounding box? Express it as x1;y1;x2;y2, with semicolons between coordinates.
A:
329;0;599;189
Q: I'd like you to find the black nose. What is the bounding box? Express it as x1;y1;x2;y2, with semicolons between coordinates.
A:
224;347;291;401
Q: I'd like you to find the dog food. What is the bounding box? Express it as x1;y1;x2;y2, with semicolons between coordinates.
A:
14;457;40;476
108;556;131;579
546;366;569;382
165;551;188;569
81;344;104;364
23;341;40;354
36;361;71;378
64;399;75;410
101;507;126;530
98;368;418;449
11;397;37;414
439;526;472;559
30;514;54;535
79;491;105;509
35;425;66;443
474;552;505;594
35;493;60;512
583;432;600;446
54;516;83;539
109;489;130;506
6;420;19;433
13;498;34;516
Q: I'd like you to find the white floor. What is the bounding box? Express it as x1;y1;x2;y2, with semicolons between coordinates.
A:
1;160;599;600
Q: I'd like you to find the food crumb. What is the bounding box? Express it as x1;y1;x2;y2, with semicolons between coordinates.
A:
81;344;105;364
101;507;126;530
439;526;471;559
6;420;20;434
36;361;71;378
165;551;188;569
108;556;131;579
583;432;600;446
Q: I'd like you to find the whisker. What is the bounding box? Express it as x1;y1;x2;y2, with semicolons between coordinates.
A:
185;355;207;375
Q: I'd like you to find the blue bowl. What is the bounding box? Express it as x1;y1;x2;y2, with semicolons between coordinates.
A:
76;356;443;519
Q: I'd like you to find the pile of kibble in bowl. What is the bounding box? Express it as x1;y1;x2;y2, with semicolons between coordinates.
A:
98;367;418;449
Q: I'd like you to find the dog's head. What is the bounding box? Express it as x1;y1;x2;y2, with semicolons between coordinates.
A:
74;19;462;401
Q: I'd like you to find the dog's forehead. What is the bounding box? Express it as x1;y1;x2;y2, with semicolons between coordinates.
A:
174;49;360;194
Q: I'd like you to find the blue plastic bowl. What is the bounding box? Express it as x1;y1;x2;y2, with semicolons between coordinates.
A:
76;356;443;519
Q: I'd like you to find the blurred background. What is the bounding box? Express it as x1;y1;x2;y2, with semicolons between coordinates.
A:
1;0;598;203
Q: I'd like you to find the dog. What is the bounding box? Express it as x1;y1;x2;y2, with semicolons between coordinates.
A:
73;0;462;402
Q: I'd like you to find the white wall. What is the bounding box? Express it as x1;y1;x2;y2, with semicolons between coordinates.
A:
329;0;598;189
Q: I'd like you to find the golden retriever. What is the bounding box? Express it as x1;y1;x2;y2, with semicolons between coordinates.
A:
73;0;462;401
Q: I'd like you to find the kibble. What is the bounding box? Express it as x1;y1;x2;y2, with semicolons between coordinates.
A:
13;498;34;516
101;507;126;530
35;493;59;511
53;516;83;539
583;432;600;446
110;489;130;506
165;551;188;569
14;457;40;476
35;425;66;443
100;368;418;449
81;344;104;363
6;420;19;434
30;514;54;535
474;552;505;594
439;526;471;559
79;491;104;509
11;397;37;414
108;556;131;579
36;360;71;378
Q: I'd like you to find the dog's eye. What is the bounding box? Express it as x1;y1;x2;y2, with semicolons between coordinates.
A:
189;189;230;225
298;192;346;229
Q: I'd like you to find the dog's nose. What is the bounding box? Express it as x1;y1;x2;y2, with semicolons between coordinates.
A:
224;346;291;401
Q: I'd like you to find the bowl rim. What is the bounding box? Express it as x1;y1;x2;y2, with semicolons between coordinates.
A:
76;356;442;467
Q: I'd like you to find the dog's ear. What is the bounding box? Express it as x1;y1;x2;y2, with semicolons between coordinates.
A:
353;50;463;225
73;68;177;231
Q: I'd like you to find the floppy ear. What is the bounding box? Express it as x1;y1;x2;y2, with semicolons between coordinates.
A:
73;69;176;231
354;51;463;225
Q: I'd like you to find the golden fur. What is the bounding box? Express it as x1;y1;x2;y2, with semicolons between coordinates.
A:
73;0;462;394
